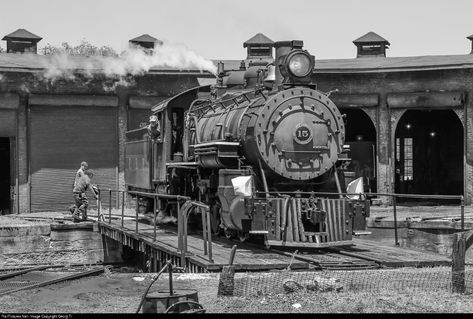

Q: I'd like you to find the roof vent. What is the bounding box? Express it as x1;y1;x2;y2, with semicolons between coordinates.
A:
129;34;163;53
353;31;390;58
467;34;473;54
2;28;42;53
243;33;274;66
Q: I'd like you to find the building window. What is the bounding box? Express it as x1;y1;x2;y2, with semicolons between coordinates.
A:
396;138;400;161
249;47;271;57
360;45;382;55
403;138;413;181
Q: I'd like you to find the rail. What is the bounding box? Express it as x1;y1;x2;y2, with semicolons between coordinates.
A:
96;189;213;267
255;190;465;247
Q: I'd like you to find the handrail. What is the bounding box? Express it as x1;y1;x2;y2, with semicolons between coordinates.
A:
178;200;213;265
96;188;213;268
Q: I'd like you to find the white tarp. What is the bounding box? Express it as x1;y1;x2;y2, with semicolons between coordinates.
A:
346;177;365;200
231;176;253;197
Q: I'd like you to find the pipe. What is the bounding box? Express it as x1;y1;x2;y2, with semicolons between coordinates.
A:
206;207;213;263
168;264;174;296
153;197;157;241
135;261;172;313
333;167;343;199
109;189;112;224
228;245;237;266
121;191;125;228
258;159;269;198
135;196;139;234
393;196;399;246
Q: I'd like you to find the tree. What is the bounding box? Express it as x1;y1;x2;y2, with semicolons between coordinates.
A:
39;40;118;57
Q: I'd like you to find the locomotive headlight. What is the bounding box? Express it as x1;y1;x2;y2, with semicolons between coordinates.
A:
287;52;313;77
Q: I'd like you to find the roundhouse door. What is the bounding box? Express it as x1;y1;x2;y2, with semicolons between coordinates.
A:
29;106;118;212
0;109;17;215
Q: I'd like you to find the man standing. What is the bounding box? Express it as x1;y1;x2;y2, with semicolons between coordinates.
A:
72;169;98;222
147;115;161;141
74;161;88;190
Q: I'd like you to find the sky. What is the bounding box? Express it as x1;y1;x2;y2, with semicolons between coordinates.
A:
2;0;473;61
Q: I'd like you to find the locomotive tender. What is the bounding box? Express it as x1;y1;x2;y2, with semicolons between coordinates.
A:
125;40;369;248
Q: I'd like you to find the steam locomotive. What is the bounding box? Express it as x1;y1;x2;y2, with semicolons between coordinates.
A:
125;40;369;248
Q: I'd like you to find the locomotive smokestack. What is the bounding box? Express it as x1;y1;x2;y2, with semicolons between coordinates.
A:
274;40;303;90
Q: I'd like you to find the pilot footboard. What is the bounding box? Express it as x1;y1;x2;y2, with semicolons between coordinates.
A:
248;196;366;248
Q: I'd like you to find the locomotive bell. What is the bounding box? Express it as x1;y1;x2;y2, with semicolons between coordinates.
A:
263;64;276;89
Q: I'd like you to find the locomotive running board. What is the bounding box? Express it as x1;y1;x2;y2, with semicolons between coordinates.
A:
353;231;372;236
266;240;354;248
249;230;268;234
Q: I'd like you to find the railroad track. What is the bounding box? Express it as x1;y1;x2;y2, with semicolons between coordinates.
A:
0;265;106;296
212;235;381;271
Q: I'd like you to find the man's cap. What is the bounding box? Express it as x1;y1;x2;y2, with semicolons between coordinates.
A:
81;161;88;167
149;115;158;122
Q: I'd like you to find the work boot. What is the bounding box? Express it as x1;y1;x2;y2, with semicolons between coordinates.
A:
72;208;81;223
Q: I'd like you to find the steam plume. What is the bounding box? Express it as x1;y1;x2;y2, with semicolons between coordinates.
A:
35;42;217;83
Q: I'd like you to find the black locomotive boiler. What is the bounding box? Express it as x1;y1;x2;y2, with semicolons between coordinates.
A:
125;40;369;248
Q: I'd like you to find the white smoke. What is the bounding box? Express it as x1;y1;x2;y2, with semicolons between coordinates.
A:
102;76;136;93
34;42;217;84
155;211;177;224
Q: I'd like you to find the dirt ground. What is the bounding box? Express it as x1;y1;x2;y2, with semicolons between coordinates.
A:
1;269;473;313
0;270;221;314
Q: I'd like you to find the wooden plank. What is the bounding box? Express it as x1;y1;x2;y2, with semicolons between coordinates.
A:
330;240;451;267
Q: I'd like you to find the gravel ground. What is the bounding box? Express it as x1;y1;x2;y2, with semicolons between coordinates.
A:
0;269;473;313
0;270;219;314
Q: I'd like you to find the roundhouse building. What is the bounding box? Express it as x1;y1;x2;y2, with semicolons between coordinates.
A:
316;32;473;205
2;29;473;215
0;29;215;214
